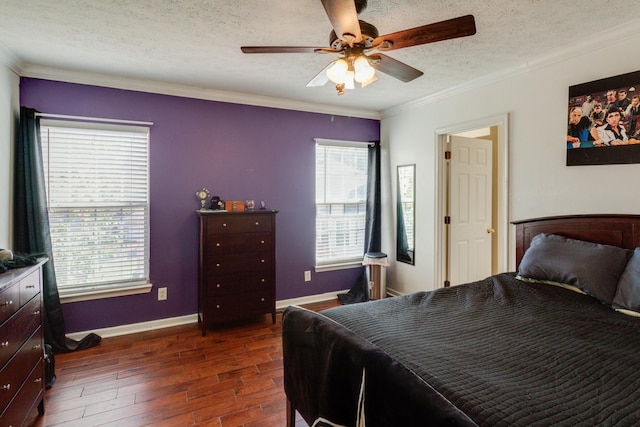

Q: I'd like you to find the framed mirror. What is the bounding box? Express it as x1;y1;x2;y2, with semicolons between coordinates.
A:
397;164;415;265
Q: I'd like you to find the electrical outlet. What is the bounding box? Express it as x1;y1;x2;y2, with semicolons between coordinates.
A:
304;270;311;282
158;287;167;301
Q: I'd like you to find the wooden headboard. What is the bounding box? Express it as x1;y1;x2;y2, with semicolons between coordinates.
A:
513;214;640;269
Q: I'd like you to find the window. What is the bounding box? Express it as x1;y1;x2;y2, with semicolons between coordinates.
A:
315;139;369;268
40;120;151;301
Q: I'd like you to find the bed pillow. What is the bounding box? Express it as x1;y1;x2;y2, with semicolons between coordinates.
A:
612;248;640;315
517;233;632;305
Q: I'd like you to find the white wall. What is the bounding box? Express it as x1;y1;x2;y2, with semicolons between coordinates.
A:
0;63;19;249
382;30;640;295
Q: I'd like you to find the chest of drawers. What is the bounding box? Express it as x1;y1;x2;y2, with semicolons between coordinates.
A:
0;260;46;426
198;210;278;335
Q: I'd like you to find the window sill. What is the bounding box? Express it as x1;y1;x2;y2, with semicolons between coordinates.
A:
60;282;153;304
315;261;362;273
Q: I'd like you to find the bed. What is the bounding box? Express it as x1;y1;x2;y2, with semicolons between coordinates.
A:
282;214;640;427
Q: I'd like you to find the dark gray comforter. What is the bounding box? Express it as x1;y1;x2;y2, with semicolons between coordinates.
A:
282;273;640;426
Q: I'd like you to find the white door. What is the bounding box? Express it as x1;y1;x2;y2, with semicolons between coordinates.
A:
448;136;493;286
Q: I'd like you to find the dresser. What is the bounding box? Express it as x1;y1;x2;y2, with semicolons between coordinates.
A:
198;210;278;335
0;259;46;426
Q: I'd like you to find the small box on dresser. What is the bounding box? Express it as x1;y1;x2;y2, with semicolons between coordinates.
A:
197;210;278;336
0;259;47;426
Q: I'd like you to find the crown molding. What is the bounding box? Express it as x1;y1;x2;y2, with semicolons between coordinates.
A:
0;40;22;74
382;65;523;119
18;18;639;122
382;19;640;119
18;64;381;120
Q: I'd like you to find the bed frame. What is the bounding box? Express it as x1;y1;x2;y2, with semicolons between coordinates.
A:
513;214;640;268
286;214;640;426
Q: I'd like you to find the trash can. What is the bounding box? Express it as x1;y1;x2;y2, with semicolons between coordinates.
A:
363;252;389;300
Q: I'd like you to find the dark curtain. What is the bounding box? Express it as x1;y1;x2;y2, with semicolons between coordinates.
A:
364;141;381;254
14;107;101;354
339;141;381;304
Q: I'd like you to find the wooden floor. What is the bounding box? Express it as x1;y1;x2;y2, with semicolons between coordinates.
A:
25;299;341;427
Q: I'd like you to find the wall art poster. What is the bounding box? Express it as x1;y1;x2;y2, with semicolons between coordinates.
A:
567;70;640;166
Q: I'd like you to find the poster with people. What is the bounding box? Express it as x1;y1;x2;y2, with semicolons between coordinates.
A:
567;70;640;166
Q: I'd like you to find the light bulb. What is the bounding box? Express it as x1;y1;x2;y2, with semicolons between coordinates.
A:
354;56;375;83
326;59;348;84
344;70;355;90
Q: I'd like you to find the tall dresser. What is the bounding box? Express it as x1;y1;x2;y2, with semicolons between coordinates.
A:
198;210;278;335
0;259;47;426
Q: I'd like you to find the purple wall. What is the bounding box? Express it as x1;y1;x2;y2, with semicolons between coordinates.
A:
20;78;380;333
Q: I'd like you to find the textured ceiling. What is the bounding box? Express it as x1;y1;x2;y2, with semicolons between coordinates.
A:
1;0;639;115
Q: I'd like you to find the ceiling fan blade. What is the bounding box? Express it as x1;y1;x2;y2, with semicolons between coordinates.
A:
321;0;362;43
241;46;328;54
306;61;335;87
370;53;423;82
373;15;476;52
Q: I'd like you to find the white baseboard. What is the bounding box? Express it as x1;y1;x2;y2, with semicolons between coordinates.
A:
66;313;199;340
275;289;350;310
66;290;351;340
385;287;402;297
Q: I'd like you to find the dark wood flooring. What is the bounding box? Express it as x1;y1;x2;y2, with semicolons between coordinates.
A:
25;299;340;427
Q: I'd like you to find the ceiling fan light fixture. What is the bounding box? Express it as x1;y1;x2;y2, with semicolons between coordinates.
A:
326;58;349;84
241;5;477;96
361;73;378;88
354;55;375;83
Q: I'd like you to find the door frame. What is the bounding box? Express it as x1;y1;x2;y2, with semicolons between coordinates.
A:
434;113;510;288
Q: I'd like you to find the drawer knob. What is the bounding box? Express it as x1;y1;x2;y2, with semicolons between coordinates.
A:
260;240;265;244
1;341;8;348
1;300;13;307
216;304;221;309
34;378;42;383
261;259;265;263
255;222;259;226
261;298;265;302
216;263;220;267
261;278;265;283
33;310;41;316
216;243;221;247
222;223;227;227
216;284;221;288
1;384;10;391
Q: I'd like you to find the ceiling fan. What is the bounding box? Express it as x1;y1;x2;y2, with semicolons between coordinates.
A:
241;0;476;95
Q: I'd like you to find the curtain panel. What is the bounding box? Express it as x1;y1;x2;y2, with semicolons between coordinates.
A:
338;140;381;304
14;107;101;353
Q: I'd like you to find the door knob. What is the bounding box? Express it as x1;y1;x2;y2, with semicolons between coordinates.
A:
486;228;495;234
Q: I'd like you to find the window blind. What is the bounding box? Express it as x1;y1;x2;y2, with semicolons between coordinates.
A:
315;141;368;265
40;120;150;297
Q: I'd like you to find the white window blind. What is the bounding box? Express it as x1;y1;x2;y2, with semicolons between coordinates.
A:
315;140;368;266
40;120;150;298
